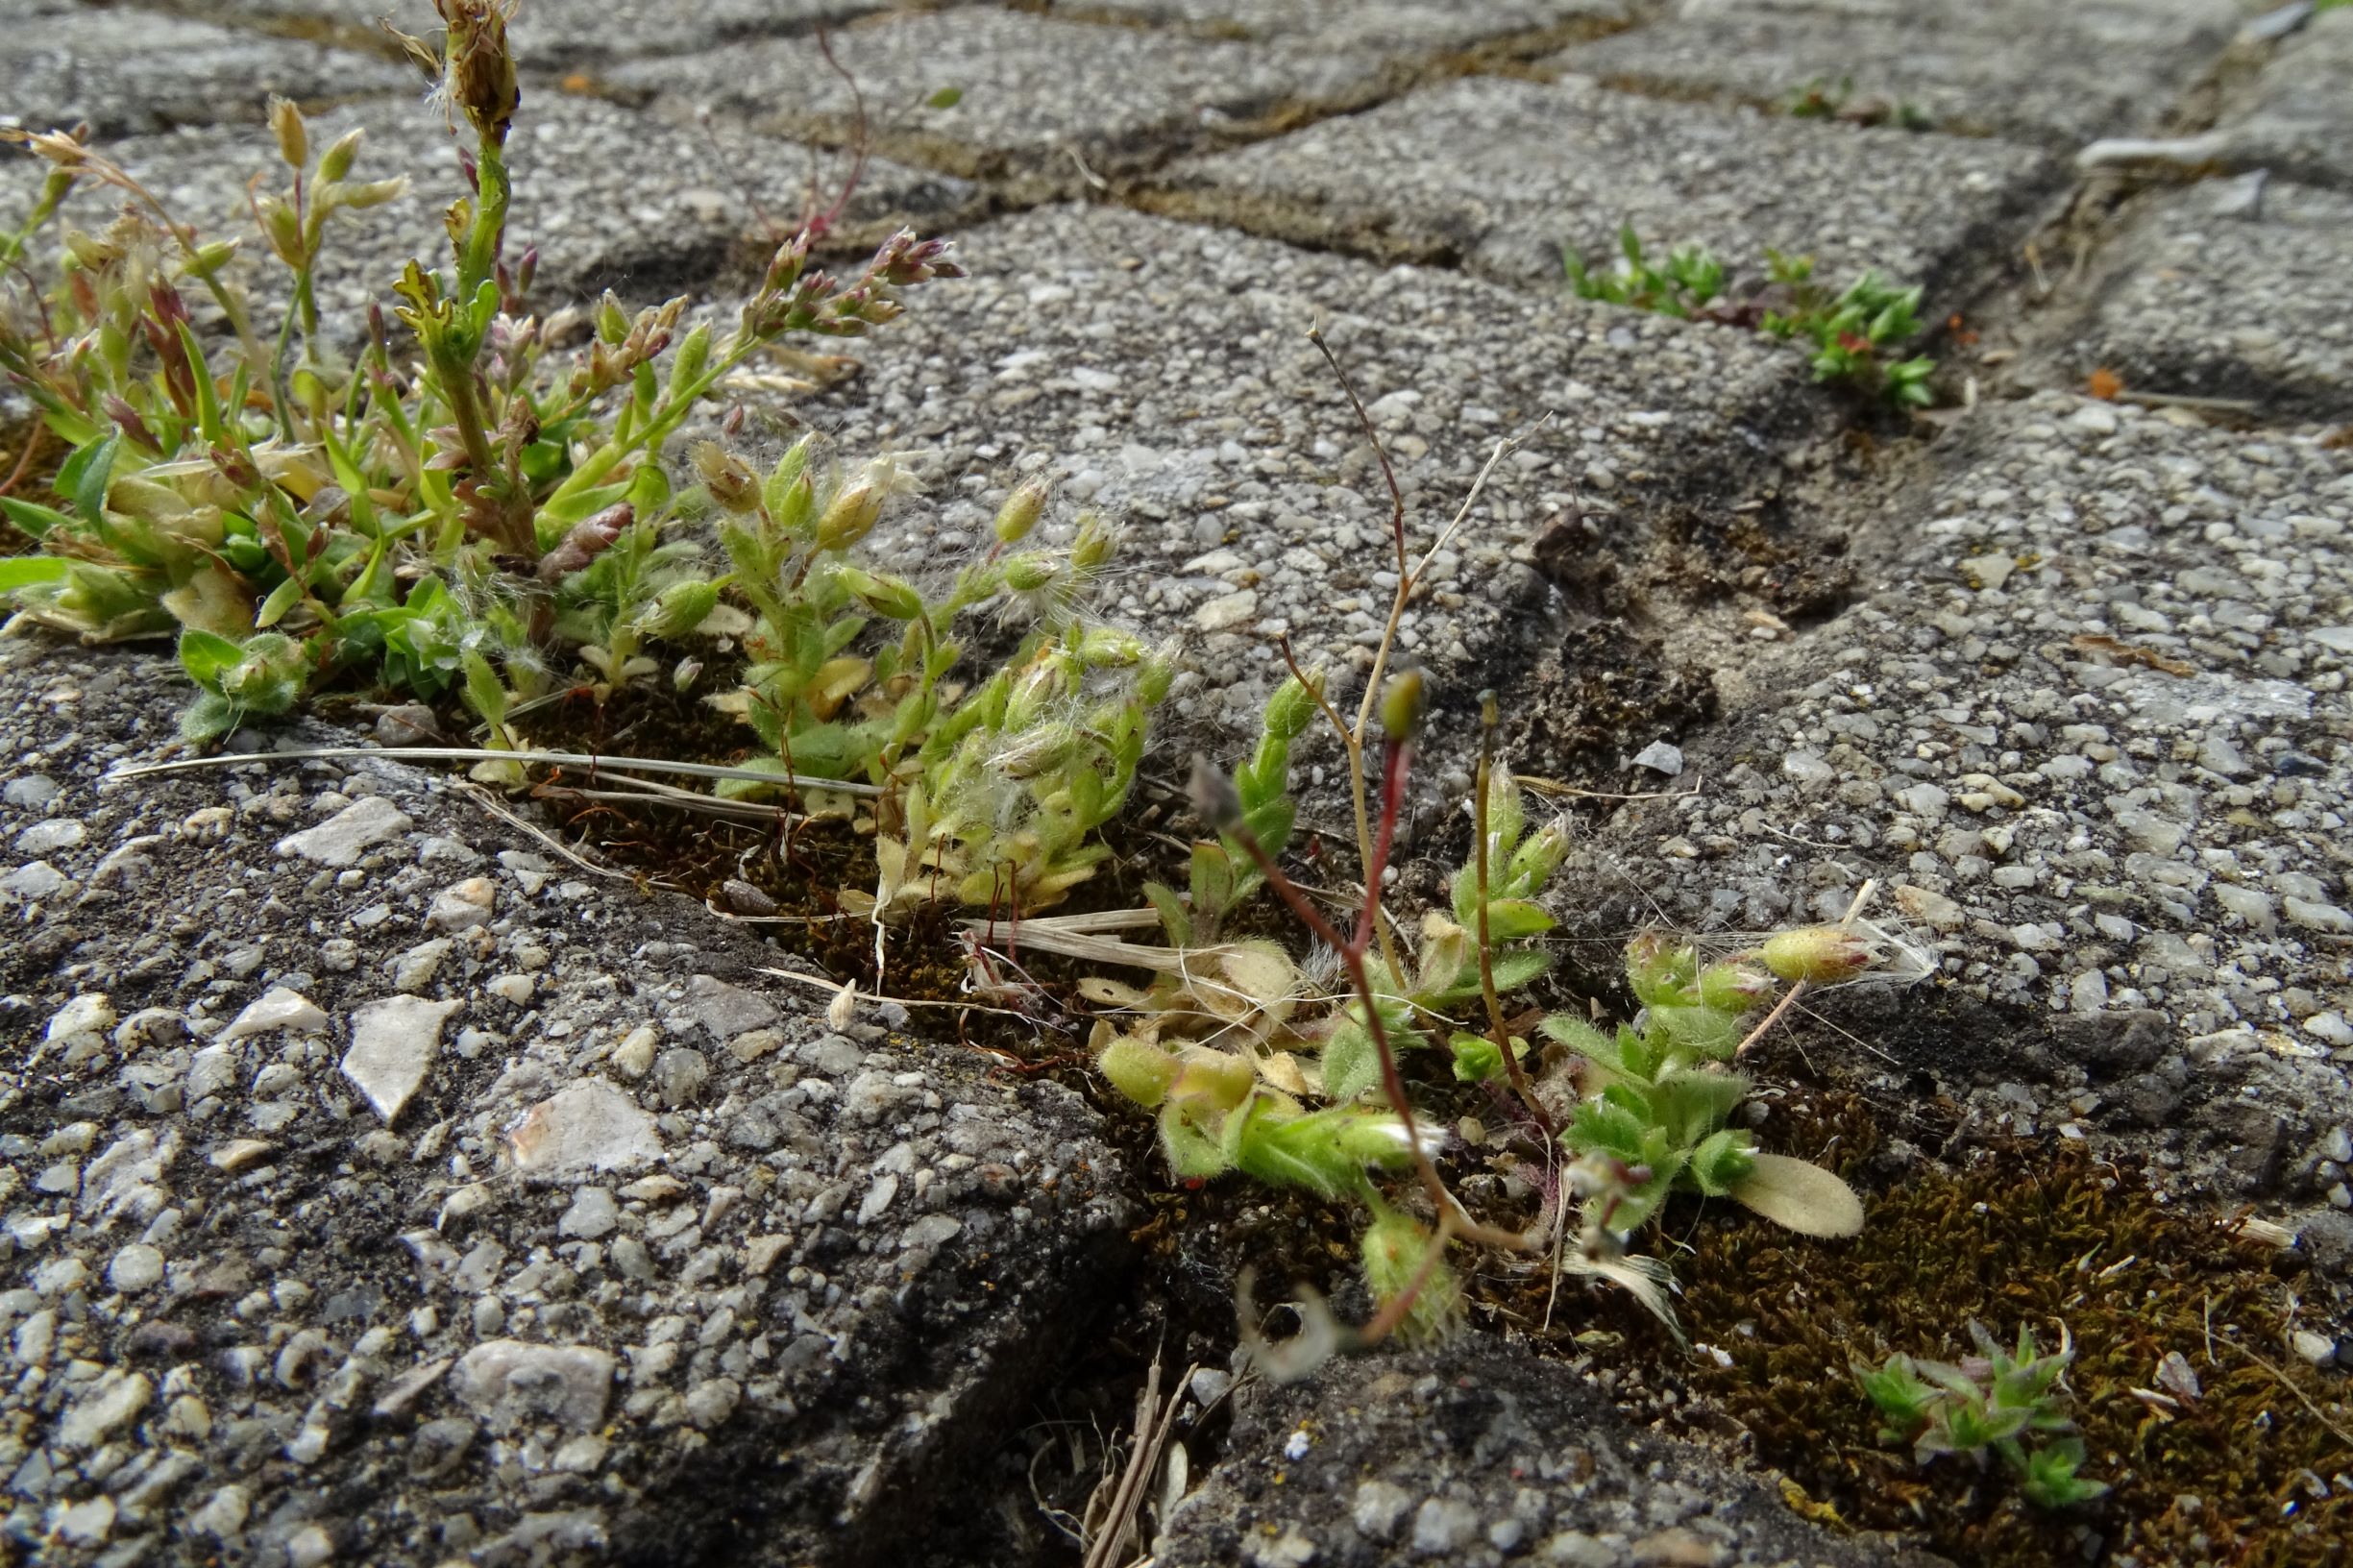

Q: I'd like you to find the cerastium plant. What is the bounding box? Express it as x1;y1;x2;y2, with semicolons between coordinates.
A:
1562;228;1936;407
3;2;1164;918
1857;1323;2110;1509
1050;332;1887;1363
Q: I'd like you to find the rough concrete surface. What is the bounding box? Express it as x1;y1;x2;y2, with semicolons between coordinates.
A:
1;90;982;322
2063;177;2353;419
610;7;1418;198
780;202;1835;761
1149;74;2056;304
0;644;1131;1565
0;7;408;136
4;0;2351;1563
1529;390;2353;1212
1154;1338;1940;1568
1556;0;2237;149
2214;6;2353;193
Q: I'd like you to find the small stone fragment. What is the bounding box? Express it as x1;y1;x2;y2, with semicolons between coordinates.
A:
108;1244;164;1294
684;973;779;1039
59;1370;152;1448
45;992;115;1042
342;995;463;1125
453;1339;616;1432
427;876;497;932
506;1080;663;1176
559;1188;621;1240
1630;740;1683;776
276;795;414;866
218;987;330;1042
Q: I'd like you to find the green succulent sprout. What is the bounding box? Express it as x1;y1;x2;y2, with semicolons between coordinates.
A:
1857;1323;2111;1509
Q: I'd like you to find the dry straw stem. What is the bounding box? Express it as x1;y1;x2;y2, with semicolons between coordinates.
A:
110;745;884;796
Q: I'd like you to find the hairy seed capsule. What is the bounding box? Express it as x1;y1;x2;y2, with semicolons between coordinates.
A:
814;483;883;551
1759;926;1873;985
993;477;1048;546
268;96;307;170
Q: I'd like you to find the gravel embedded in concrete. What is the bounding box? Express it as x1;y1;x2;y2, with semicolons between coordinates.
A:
0;642;1130;1566
1155;1337;1933;1568
2063;178;2353;419
0;7;407;136
1148;74;2056;301
1057;0;1630;49
1556;0;2237;148
773;202;1835;757
2215;6;2353;192
610;7;1407;198
1527;390;2353;1210
157;0;890;62
2;90;981;324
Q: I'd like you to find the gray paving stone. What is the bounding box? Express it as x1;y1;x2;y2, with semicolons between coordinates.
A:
1525;389;2353;1206
0;7;409;137
0;640;1131;1566
2066;178;2353;419
2;91;980;327
1157;1337;1927;1568
159;0;891;63
1047;0;1629;50
2217;7;2353;192
766;203;1834;759
611;7;1409;199
1556;0;2237;149
1148;74;2056;305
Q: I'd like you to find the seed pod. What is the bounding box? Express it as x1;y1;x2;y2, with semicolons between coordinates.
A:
268;96;307;170
1760;926;1873;986
836;566;924;622
690;441;760;514
993;477;1048;546
317;127;365;183
1379;670;1425;744
814;482;883;551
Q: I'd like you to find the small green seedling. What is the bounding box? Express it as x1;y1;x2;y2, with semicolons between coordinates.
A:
1857;1323;2111;1509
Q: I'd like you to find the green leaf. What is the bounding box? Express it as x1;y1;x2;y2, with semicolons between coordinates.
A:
0;555;70;593
0;496;75;540
925;86;964;110
1487;949;1551;993
1480;897;1556;940
60;431;121;528
1728;1152;1865;1237
176;627;244;693
176;321;224;442
1141;879;1191;947
179;691;241;743
1320;1017;1380;1103
255;575;306;629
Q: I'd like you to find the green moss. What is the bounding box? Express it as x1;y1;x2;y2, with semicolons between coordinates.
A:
1626;1129;2350;1565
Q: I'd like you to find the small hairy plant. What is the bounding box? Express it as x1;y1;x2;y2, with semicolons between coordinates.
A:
1562;233;1935;407
3;4;1161;914
1068;337;1898;1364
1857;1323;2111;1509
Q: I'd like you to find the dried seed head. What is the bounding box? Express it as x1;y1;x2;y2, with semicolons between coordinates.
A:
690;441;759;514
267;96;307;170
435;0;521;143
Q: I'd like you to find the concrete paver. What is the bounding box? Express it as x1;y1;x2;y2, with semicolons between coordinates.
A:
1150;74;2055;304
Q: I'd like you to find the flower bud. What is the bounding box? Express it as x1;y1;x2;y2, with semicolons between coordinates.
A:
999;552;1059;594
993;477;1048;545
637;578;720;640
690;441;760;514
666;321;712;397
1379;670;1425;744
1098;1034;1179;1109
1696;962;1777;1014
1166;1045;1254;1115
1759;926;1873;986
814;481;884;551
268;96;307;170
1070;511;1115;573
1625;930;1697;1008
183;239;241;279
256;195;305;267
317;126;364;183
595;294;628;346
836;566;924;621
337;177;409;210
1263;668;1324;743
